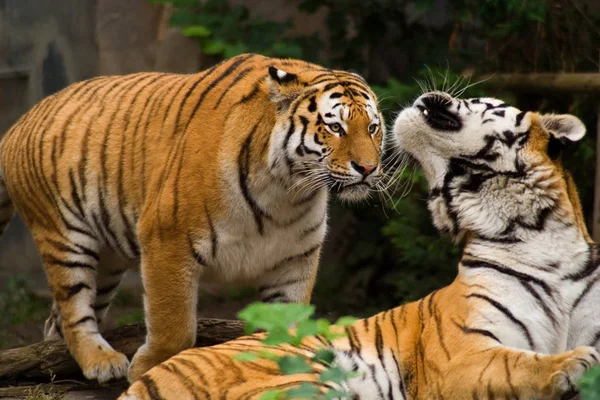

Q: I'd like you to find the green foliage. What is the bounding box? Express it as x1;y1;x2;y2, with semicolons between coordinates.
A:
580;366;600;399
236;302;358;399
0;275;49;326
115;310;145;327
150;0;321;60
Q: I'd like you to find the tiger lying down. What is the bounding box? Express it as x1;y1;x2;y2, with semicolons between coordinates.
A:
121;92;600;399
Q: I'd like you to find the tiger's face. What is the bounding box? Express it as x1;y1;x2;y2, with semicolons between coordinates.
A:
393;91;586;189
393;91;587;240
268;66;384;202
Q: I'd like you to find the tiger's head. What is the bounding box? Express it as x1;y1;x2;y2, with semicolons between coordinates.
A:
393;91;587;241
267;66;384;202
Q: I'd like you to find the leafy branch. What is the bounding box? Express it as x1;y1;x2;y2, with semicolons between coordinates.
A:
236;303;358;400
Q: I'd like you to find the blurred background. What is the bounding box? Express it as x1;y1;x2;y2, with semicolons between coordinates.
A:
0;0;598;350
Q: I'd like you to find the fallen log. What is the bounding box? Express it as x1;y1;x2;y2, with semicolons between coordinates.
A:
0;318;246;387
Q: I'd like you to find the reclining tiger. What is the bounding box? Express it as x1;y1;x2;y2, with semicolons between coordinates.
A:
0;54;385;383
120;91;600;399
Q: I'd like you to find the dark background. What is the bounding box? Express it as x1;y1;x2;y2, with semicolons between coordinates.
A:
0;0;598;350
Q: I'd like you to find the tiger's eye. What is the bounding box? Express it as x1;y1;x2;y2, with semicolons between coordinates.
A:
368;124;378;134
329;123;341;132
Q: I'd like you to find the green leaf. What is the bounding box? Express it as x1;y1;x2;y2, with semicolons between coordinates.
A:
278;356;313;375
258;350;281;361
260;389;284;400
312;349;335;365
223;42;249;58
234;352;259;362
238;303;316;333
263;328;295;346
296;319;319;341
201;39;228;55
316;318;331;335
284;382;320;399
334;317;357;327
180;25;211;38
579;366;600;400
319;367;349;384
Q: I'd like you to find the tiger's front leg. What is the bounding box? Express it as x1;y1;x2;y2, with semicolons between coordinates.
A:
257;244;322;304
128;221;202;383
442;346;600;399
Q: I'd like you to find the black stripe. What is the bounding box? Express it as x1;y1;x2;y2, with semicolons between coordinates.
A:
214;66;254;109
157;364;203;400
205;204;218;258
138;375;164;400
515;111;526;127
184;54;254;132
63;220;96;242
238;122;273;235
262;291;286;303
97;281;120;297
298;116;321;157
504;353;517;396
281;118;296;173
258;277;306;293
466;293;534;348
564;246;600;281
61;282;92;300
453;319;501;343
46;238;99;262
188;233;209;267
461;258;553;297
267;244;320;271
592;330;600;346
68;169;86;220
93;302;110;311
522;281;558;327
432;304;451;360
44;255;96;270
374;314;385;365
572;275;600;309
70;315;96;327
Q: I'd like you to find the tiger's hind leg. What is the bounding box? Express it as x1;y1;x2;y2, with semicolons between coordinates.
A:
93;251;135;327
35;229;129;383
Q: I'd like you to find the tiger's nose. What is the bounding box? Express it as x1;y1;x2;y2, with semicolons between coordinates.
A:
351;161;378;177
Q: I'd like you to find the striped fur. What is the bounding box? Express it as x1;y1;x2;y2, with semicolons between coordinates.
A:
0;54;385;383
120;92;599;399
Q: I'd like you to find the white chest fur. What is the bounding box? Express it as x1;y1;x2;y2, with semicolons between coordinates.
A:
193;167;329;287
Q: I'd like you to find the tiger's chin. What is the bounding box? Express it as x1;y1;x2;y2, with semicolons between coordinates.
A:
334;183;372;202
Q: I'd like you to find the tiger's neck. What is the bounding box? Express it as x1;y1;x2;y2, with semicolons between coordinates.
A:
430;158;593;275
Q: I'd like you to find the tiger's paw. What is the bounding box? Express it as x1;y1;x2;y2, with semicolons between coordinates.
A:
549;346;599;396
80;348;130;384
128;344;170;383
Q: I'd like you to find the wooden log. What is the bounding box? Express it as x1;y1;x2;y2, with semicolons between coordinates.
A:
481;73;600;94
0;318;246;386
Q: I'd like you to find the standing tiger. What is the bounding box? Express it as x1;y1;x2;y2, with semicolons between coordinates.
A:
0;54;385;383
120;92;600;399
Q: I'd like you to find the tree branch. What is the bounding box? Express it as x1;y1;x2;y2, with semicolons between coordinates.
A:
0;318;246;387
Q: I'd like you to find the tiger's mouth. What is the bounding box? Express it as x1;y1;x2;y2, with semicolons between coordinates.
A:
331;180;373;201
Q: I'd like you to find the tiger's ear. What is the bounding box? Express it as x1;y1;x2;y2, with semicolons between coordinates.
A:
267;66;303;112
541;114;586;142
